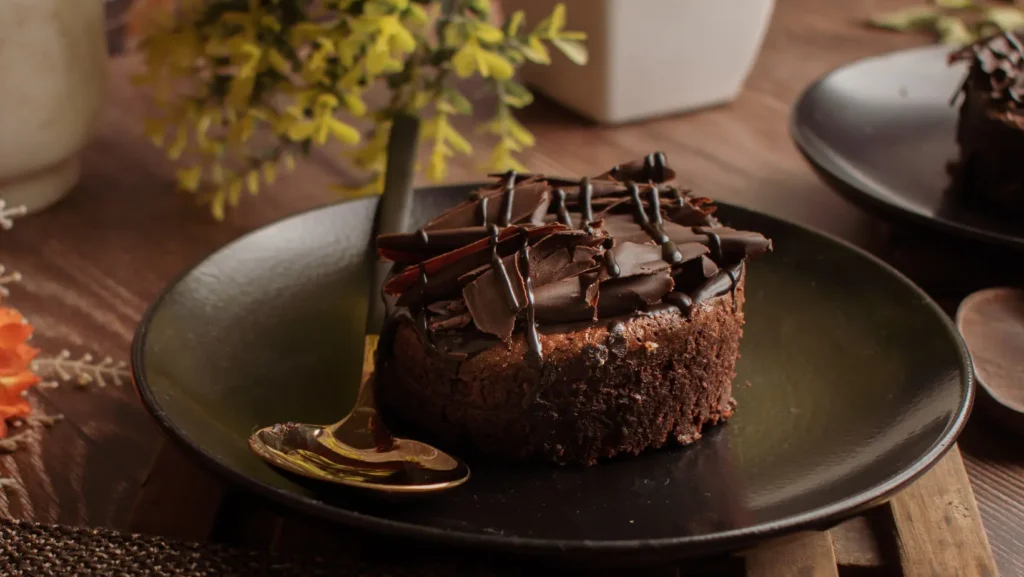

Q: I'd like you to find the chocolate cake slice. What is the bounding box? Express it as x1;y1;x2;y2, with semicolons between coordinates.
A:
373;153;772;465
949;30;1024;214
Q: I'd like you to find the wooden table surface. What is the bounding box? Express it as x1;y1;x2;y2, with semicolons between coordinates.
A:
1;0;1022;574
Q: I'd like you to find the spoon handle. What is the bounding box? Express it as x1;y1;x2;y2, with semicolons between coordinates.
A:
326;336;392;451
366;114;420;333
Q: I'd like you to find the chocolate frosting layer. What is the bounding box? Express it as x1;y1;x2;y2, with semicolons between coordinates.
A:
377;153;772;361
950;30;1024;116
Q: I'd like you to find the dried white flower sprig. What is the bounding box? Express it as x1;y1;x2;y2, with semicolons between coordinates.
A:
32;351;131;389
0;200;26;230
0;265;21;299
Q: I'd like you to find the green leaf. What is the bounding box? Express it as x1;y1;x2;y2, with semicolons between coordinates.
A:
507;10;526;36
176;166;202;192
548;3;566;34
551;37;588;65
341;91;367;117
261;162;277;185
502;81;534;108
444;123;473;155
246;171;260;195
520;35;551;64
934;0;974;8
404;3;428;26
412;90;433;110
443;89;473;115
867;6;939;31
505;114;535;147
504;48;526;66
452;43;479;77
227;180;243;207
443;21;466;46
478;49;514;79
474;22;505;44
533;4;563;38
936;15;976;45
468;0;492;17
557;30;587;41
210;189;226;221
984;7;1024;32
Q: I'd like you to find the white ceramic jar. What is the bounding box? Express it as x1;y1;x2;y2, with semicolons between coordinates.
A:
0;0;107;214
504;0;776;124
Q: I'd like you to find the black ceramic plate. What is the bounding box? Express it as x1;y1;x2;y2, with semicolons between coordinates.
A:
132;184;973;563
792;45;1024;250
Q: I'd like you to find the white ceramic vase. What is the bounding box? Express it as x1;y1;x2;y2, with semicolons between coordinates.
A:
0;0;107;215
503;0;776;124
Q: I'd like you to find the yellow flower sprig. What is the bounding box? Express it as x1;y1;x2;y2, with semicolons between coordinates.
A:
868;0;1024;46
134;0;588;219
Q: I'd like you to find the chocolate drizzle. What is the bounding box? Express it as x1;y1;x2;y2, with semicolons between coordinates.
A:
643;152;667;182
498;171;518;226
627;181;683;265
517;227;543;363
649;186;682;265
413;264;437;353
664;292;694;315
377;152;772;363
726;266;740;311
672;187;687;206
603;238;620;278
478;195;489;226
553;188;572;227
689;263;744;310
579;177;594;234
694;227;724;262
488;224;520;312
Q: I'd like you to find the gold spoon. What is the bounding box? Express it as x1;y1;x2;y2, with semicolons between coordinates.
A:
248;116;470;493
248;339;471;493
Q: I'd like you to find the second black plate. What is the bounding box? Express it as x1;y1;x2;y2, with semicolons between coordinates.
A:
792;45;1024;249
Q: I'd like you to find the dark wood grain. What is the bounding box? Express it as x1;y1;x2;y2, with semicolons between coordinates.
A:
890;446;997;577
744;532;840;577
0;0;1021;574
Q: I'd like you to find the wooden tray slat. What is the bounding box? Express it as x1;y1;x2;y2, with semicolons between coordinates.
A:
889;445;997;577
744;531;839;577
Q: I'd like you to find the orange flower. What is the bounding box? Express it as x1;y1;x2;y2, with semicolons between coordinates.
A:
0;303;40;438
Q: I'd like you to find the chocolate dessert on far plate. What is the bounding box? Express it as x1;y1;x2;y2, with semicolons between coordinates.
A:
950;30;1024;215
374;154;772;465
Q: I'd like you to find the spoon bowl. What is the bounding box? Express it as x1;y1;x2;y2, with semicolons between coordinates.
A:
248;419;471;494
248;335;471;493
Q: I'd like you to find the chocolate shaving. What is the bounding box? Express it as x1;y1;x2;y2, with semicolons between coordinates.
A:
597;270;675;318
950;30;1024;112
533;277;597;323
463;251;527;340
384;223;564;299
424;180;551;231
377;152;772;360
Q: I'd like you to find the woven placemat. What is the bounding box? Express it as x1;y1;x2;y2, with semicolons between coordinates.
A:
0;518;511;577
